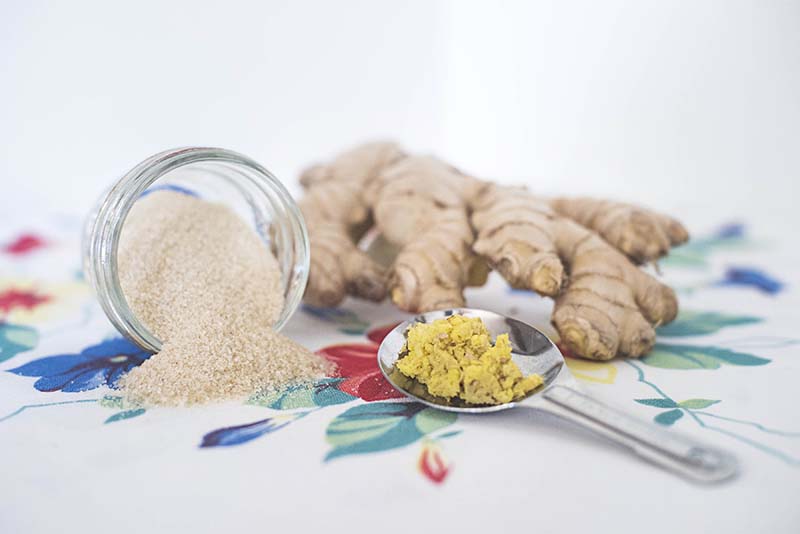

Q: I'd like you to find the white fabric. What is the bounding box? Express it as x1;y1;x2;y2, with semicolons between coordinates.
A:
0;209;798;533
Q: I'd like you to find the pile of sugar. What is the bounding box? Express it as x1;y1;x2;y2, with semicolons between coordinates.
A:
117;190;331;406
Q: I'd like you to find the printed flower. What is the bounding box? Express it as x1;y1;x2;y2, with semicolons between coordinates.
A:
366;323;400;344
317;322;403;402
559;343;618;384
325;402;456;460
249;377;355;410
0;323;39;363
202;322;465;454
2;234;47;256
0;288;50;315
635;398;720;426
200;413;306;448
662;221;748;268
418;441;452;485
8;338;150;392
98;395;146;424
656;310;761;337
717;267;784;295
713;223;744;239
0;279;88;325
319;343;405;401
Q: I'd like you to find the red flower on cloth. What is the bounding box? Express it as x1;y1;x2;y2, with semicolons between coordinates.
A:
317;322;404;402
365;323;398;345
3;234;47;255
418;442;452;484
0;289;51;315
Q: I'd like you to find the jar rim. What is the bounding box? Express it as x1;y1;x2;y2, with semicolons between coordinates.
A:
83;147;310;353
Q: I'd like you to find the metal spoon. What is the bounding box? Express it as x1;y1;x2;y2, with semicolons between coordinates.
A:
377;308;739;484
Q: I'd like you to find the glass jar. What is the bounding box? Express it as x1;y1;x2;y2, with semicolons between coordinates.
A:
83;147;309;353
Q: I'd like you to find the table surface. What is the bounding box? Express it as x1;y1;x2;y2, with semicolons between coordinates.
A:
1;207;798;533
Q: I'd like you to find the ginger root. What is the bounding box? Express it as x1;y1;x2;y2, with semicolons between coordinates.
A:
473;186;678;359
549;197;689;263
297;142;404;307
365;155;487;311
298;142;688;360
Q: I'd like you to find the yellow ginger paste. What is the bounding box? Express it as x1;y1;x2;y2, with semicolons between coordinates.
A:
395;315;543;405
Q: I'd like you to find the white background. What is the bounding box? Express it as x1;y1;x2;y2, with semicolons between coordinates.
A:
2;0;799;237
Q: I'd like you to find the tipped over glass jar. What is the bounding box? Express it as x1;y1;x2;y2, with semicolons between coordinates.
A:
82;147;309;353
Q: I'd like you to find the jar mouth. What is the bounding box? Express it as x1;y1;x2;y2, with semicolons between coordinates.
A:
84;147;310;353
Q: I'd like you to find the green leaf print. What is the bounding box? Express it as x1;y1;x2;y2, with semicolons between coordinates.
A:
436;430;463;440
657;311;761;337
104;408;146;424
99;395;145;423
678;399;721;409
641;343;770;370
662;248;708;268
661;225;748;269
98;395;144;410
635;398;678;408
0;323;38;363
97;395;147;425
248;378;356;410
325;402;456;461
654;409;684;426
98;395;125;409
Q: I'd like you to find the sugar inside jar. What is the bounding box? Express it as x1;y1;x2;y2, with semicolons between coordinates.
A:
83;147;331;405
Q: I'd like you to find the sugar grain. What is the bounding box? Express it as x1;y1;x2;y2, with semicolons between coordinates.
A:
117;190;331;406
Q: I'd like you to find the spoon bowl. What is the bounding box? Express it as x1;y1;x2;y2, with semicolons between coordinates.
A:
378;308;739;484
378;307;565;413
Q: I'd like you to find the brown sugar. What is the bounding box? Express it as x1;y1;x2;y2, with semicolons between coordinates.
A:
116;190;331;406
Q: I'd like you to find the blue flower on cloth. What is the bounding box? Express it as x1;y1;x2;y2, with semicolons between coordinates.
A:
200;413;306;448
713;223;745;239
7;338;150;392
718;267;785;295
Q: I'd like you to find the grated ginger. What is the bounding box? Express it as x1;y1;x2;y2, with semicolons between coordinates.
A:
395;314;543;405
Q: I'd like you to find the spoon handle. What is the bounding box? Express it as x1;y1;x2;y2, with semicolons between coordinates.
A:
538;385;738;483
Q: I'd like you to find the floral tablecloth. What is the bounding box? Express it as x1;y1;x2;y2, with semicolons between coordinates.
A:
1;212;798;533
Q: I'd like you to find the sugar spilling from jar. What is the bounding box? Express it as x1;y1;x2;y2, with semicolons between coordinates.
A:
116;190;332;406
